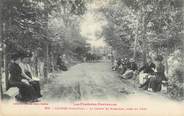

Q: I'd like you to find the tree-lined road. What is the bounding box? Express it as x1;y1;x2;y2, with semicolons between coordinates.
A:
43;62;133;101
42;62;172;102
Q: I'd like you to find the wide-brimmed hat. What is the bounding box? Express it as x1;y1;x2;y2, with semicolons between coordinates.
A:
23;51;33;57
10;52;22;61
10;50;32;60
129;58;135;62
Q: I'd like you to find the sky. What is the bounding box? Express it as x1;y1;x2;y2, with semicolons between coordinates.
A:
80;0;109;48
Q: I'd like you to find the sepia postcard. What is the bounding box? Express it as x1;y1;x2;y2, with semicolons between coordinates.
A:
0;0;184;116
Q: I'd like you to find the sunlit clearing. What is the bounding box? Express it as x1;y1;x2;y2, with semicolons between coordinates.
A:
80;0;109;48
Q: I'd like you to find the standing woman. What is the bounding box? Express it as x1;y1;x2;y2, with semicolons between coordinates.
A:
148;55;167;92
8;53;38;102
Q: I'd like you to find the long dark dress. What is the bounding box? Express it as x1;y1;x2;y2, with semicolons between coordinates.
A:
25;70;42;98
148;63;167;92
8;62;37;101
139;62;156;89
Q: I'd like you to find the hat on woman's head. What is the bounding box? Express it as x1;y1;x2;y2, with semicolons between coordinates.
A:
19;50;33;59
10;52;21;61
27;52;33;57
129;58;135;62
154;55;163;61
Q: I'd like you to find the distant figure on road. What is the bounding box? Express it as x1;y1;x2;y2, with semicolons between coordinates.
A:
112;59;118;71
56;55;68;71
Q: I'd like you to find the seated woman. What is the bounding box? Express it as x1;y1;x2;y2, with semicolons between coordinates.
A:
148;55;167;92
118;58;129;74
8;53;39;102
121;58;138;79
112;59;118;71
19;54;42;98
138;56;156;90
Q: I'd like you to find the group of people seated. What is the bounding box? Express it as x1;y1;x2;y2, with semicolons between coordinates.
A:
8;52;42;102
112;55;168;92
112;57;137;77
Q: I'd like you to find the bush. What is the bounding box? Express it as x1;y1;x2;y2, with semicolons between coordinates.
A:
167;50;184;100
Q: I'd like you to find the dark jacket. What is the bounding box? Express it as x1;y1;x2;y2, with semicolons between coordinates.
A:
139;62;155;74
127;62;138;71
155;63;167;81
8;62;23;82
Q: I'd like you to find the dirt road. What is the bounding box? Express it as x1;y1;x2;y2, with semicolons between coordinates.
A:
42;62;174;102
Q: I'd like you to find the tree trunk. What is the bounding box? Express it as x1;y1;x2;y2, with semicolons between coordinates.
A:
133;29;137;60
142;18;147;64
4;47;9;91
43;41;49;80
133;17;139;61
43;2;49;81
0;0;3;99
35;54;38;77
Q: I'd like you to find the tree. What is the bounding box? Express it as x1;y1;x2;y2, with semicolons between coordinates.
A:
101;0;184;63
0;0;3;99
124;0;183;59
101;0;138;59
1;0;89;84
48;0;89;61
